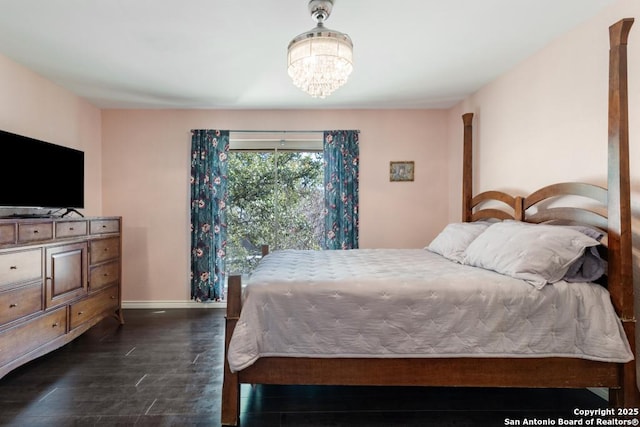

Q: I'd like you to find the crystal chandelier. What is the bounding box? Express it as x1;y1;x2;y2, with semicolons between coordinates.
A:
287;0;353;98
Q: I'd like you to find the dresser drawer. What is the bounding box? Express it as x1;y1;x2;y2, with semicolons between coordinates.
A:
55;221;88;238
90;261;120;292
0;282;42;325
70;286;119;330
0;308;66;367
90;237;120;264
0;223;16;245
0;249;42;289
18;222;54;243
90;219;120;235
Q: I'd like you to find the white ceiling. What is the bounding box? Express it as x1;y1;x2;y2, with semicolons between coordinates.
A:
0;0;617;110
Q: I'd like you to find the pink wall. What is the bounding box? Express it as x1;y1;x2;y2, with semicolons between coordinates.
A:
448;0;639;220
447;0;640;383
0;54;103;215
2;0;638;311
101;109;450;302
0;46;450;304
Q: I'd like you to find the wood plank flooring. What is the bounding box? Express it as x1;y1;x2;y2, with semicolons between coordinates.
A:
0;309;609;426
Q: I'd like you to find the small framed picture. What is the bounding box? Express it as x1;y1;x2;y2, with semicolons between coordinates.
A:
389;161;414;182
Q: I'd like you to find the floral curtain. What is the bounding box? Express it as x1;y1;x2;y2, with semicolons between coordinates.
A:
323;130;360;250
190;129;229;301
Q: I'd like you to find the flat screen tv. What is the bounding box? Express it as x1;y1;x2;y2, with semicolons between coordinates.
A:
0;129;84;212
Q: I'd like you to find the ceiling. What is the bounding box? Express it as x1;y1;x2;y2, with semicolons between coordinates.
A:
0;0;617;110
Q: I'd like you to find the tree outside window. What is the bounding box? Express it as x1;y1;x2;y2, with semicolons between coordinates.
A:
226;150;323;276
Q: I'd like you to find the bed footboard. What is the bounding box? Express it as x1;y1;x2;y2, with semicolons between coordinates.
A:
221;275;242;426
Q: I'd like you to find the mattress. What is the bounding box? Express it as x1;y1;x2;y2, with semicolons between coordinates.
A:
227;249;634;372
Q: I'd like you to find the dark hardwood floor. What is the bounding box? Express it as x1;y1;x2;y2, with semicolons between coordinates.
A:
0;309;609;426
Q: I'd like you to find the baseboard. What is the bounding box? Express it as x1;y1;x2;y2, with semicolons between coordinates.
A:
122;300;226;309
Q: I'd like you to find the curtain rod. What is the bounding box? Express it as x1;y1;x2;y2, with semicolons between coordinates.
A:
230;130;323;134
229;129;360;133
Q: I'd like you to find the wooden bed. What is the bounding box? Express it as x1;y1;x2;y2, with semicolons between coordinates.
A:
221;18;638;426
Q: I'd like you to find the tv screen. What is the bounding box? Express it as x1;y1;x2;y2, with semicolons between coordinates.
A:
0;129;84;210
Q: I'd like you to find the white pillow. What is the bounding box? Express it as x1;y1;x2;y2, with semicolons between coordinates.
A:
462;221;600;289
426;221;491;263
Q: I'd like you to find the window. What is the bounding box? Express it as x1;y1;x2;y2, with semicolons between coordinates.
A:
226;134;323;278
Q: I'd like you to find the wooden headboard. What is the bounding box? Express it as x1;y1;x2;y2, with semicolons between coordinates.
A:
462;18;634;315
461;17;636;404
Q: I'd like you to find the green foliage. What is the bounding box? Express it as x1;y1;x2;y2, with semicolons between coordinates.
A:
226;151;323;274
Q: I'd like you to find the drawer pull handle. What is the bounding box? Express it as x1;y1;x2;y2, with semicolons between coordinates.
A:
110;296;116;299
103;273;109;277
104;248;109;252
69;227;75;231
9;266;17;270
9;303;17;308
52;323;59;328
78;311;84;315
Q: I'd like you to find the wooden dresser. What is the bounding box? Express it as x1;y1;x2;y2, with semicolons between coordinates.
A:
0;216;123;379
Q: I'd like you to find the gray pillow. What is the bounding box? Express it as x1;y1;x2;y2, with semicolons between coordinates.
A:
462;221;600;289
426;221;491;263
563;245;606;282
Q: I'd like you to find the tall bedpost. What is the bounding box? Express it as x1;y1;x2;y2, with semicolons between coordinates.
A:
462;113;474;222
606;17;638;407
221;275;242;426
608;17;634;322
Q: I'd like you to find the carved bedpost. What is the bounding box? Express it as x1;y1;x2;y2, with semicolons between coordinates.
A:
606;17;638;407
221;275;242;426
462;113;474;222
